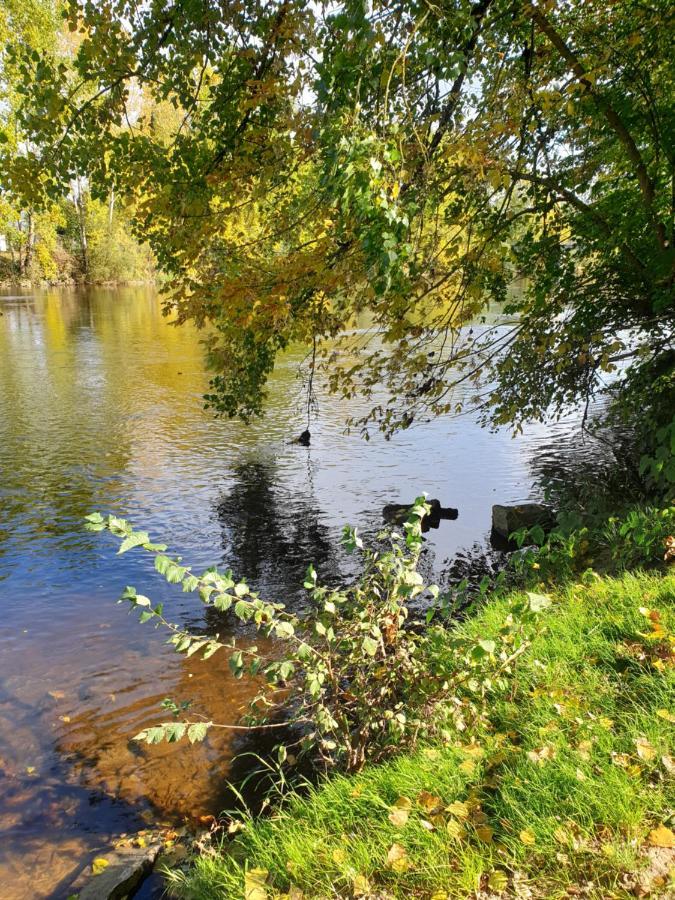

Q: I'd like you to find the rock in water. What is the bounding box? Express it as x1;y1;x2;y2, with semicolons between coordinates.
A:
491;503;554;541
294;429;311;446
76;844;161;900
382;499;458;530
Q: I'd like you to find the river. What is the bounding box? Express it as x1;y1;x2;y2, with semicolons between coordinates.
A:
0;285;604;898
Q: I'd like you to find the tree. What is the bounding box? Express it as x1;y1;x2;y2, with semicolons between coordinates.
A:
3;0;673;480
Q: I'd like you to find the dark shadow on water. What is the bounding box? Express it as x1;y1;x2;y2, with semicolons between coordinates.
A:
214;460;342;611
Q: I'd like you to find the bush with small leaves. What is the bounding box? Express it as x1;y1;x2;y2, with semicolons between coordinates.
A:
86;500;549;773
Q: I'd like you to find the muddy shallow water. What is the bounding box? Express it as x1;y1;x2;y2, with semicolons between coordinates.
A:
0;286;605;897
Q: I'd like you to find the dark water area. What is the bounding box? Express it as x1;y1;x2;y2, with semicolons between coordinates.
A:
0;286;608;897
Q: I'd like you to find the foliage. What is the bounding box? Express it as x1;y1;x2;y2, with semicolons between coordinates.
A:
168;570;675;900
4;0;673;444
0;2;153;283
87;500;547;773
511;503;675;586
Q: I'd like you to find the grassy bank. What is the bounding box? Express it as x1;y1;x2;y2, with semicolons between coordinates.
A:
171;569;674;899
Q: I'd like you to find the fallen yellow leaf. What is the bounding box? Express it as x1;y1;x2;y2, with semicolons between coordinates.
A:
92;858;109;876
520;829;536;846
353;874;371;896
476;824;494;843
386;842;409;872
446;819;466;840
648;825;675;848
656;709;675;723
388;806;409;827
635;737;656;761
446;801;469;819
488;869;509;891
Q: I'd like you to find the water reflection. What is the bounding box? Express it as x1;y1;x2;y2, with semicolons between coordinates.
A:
0;285;609;898
215;460;340;609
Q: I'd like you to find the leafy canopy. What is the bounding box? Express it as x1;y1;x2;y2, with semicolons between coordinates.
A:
4;0;673;446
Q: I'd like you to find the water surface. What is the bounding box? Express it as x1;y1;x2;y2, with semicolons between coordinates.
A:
0;285;602;897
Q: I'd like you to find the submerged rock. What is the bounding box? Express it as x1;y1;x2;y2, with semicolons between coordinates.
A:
491;503;554;541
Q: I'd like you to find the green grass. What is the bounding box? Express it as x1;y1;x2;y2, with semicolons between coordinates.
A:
172;571;675;899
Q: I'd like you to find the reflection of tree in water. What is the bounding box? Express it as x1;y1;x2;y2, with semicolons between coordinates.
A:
215;460;340;611
526;418;640;510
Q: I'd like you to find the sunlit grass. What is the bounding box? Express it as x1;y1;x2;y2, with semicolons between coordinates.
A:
171;570;675;899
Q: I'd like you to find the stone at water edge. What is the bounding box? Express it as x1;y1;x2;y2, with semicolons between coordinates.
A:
76;843;161;900
491;503;555;541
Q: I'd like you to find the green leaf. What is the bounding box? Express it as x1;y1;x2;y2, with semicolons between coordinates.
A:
362;636;379;656
118;531;150;554
187;722;210;743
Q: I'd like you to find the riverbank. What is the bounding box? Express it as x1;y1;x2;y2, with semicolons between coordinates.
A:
168;563;674;899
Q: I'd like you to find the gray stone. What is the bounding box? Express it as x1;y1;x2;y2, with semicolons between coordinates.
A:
491;503;554;540
77;844;161;900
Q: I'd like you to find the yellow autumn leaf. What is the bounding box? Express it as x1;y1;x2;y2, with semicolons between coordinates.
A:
635;737;656;761
488;869;509;891
476;824;494;843
430;892;448;900
386;842;409;872
661;754;674;773
520;829;536;846
332;848;346;864
244;867;269;900
648;825;675;848
656;709;675;723
446;819;466;840
458;759;476;775
388;806;409;827
353;874;371;896
446;801;469;819
92;857;109;876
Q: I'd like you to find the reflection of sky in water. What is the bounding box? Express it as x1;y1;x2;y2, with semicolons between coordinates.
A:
0;286;606;898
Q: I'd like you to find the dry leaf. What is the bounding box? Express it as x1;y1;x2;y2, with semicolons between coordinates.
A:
635;737;656;761
656;709;675;723
332;848;346;864
417;790;442;812
476;824;494;843
520;829;536;846
353;874;371;896
648;825;675;848
446;820;466;840
388;807;409;828
661;754;674;773
488;869;509;891
458;759;476;775
446;801;469;819
386;843;409;872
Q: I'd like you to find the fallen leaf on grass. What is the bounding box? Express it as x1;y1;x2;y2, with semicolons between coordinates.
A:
648;825;674;848
388;799;411;828
635;737;656;761
417;790;442;812
519;829;536;846
352;874;371;896
446;801;469;819
488;869;509;891
446;820;466;840
656;709;675;723
386;842;409;872
476;824;494;843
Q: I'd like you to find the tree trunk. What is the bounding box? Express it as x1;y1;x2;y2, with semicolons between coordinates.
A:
75;177;89;278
